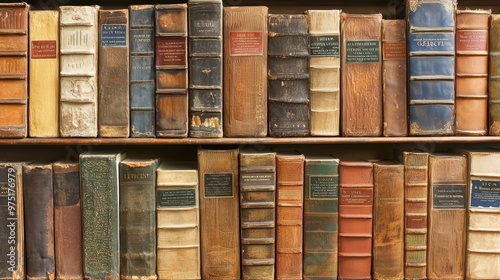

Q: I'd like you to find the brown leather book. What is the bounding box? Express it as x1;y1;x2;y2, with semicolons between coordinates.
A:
276;153;304;280
341;13;382;136
338;161;373;280
427;154;467;280
223;6;268;137
490;15;500;135
372;161;404;280
455;10;490;135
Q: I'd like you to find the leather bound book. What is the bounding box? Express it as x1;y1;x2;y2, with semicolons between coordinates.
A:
341;13;383;137
455;10;490;136
489;15;500;135
119;159;158;280
382;19;407;137
29;10;59;138
198;148;240;279
0;3;28;138
53;161;83;280
80;151;125;280
156;162;200;280
59;6;99;137
130;5;155;138
275;153;304;280
427;154;466;280
155;4;188;137
188;0;223;138
306;10;341;136
303;156;339;280
407;0;457;136
239;151;276;280
372;161;404;280
0;162;24;280
268;14;310;137
223;7;268;137
338;161;373;280
23;163;55;280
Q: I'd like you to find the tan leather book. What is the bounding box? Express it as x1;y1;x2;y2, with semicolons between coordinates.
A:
373;161;404;280
198;148;240;279
223;6;268;137
490;15;500;135
427;154;467;280
276;153;304;280
29;10;59;138
306;10;341;136
455;10;490;136
341;13;382;136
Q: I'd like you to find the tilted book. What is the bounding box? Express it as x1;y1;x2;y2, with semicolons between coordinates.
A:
489;15;500;135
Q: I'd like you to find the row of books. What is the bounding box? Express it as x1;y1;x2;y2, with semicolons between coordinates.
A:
2;0;499;139
2;148;500;279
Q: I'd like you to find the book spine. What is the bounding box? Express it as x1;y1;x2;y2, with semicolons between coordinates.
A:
59;6;99;137
129;5;155;138
155;4;189;137
188;0;223;138
268;14;310;137
489;15;500;135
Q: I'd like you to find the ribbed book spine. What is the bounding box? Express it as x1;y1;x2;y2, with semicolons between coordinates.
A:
489;15;500;135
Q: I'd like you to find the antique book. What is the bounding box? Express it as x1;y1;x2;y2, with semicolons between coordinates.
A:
130;5;155;138
188;0;223;138
306;10;341;136
427;154;467;279
198;148;240;279
98;9;130;137
155;4;188;137
53;161;82;280
303;156;339;280
268;14;310;137
489;15;500;135
341;13;383;136
372;161;404;280
223;6;268;137
455;10;490;136
119;159;158;280
338;161;373;280
0;3;28;138
382;19;407;136
407;0;457;136
59;6;99;137
239;151;276;280
80;151;125;280
23;163;55;280
29;10;59;138
0;162;24;280
275;153;304;280
156;162;200;280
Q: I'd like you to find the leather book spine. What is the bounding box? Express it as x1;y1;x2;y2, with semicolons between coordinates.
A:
489;15;500;135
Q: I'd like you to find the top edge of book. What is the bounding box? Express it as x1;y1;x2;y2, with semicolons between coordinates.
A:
188;0;222;3
0;2;28;8
457;9;491;14
155;3;187;9
341;12;382;18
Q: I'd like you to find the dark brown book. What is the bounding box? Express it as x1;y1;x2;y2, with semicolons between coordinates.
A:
490;15;500;135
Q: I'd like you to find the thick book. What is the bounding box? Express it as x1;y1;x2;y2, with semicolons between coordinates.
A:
372;161;404;280
303;156;339;280
407;0;457;136
156;162;200;280
268;14;310;137
53;161;83;280
382;19;407;136
0;3;28;138
119;159;158;280
155;4;189;137
129;5;155;138
223;6;268;137
23;163;55;280
489;15;500;135
198;148;240;279
80;151;125;280
427;154;467;279
188;0;223;138
276;153;304;280
341;13;383;137
338;161;373;280
98;9;130;138
29;10;59;138
59;6;99;137
239;151;276;280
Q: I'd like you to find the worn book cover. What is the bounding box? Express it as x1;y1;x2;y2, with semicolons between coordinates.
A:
489;15;500;135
